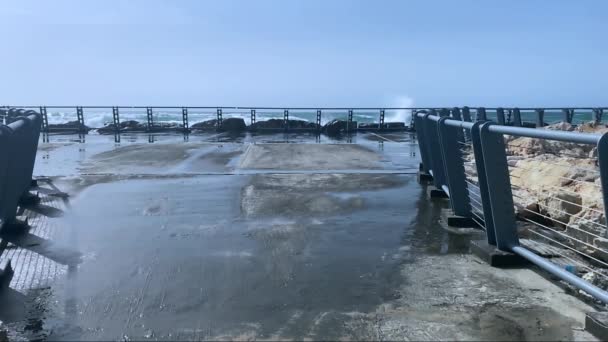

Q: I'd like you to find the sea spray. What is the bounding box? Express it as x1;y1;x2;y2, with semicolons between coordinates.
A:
386;96;414;124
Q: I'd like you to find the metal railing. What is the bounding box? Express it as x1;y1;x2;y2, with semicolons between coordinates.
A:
1;105;605;134
416;108;608;304
1;106;418;133
0;109;42;291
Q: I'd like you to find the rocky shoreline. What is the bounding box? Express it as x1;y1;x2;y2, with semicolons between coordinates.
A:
47;118;409;136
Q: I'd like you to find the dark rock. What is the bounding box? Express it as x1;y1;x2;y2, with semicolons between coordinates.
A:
97;124;119;134
385;122;406;129
120;120;146;130
190;119;218;130
250;119;284;130
359;122;405;129
97;120;146;134
323;120;357;136
250;119;318;130
218;118;246;132
286;119;318;129
149;122;180;131
48;120;91;132
359;123;380;129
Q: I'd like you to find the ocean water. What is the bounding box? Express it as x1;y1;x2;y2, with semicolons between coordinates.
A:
45;108;415;128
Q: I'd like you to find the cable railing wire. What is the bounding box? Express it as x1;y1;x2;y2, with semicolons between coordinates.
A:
415;110;608;304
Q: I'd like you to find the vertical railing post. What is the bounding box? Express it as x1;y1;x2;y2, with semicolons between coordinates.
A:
379;109;385;130
347;109;353;133
112;106;120;132
596;133;608;234
477;107;487;121
415;112;431;174
496;107;506;125
216;108;223;129
316;110;322;131
425;112;447;191
40;106;49;133
535;108;545;128
251;109;256;125
479;122;519;251
438;118;471;217
462;106;472;122
451;107;462;120
470;121;496;245
462;107;472;141
562;108;574;124
512;108;522;127
76;106;85;132
182;107;189;131
284;109;289;131
594;108;603;124
146;107;154;131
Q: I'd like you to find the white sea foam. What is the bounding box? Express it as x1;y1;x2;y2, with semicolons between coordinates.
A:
387;96;414;123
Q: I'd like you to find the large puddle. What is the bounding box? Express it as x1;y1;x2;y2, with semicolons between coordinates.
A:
0;132;596;341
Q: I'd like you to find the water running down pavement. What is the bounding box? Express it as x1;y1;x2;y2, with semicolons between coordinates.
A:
0;131;598;341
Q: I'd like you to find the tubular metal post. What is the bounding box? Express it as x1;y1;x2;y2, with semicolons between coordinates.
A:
146;107;154;131
462;107;472;122
496;107;506;125
562;109;569;123
216;108;223;129
477;107;487;121
438;118;471;217
471;121;496;244
425;113;448;189
284;110;289;131
461;107;472;141
112;107;120;132
379;109;385;129
40;106;48;133
251;109;256;125
596;133;608;235
535;108;545;127
512;108;522;127
570;109;575;123
594;108;603;124
316;110;322;131
479;122;519;251
415;112;432;173
76;106;85;131
347;109;353;133
451;107;462;120
182;107;189;131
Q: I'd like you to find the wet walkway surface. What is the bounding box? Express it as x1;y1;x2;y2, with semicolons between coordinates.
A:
0;132;598;340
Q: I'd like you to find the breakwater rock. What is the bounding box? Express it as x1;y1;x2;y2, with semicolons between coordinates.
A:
506;121;608;262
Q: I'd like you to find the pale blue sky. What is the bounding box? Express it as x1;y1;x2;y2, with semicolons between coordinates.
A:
0;0;606;107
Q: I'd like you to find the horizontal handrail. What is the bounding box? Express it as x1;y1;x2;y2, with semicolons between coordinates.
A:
416;111;608;304
3;105;608;110
487;124;601;144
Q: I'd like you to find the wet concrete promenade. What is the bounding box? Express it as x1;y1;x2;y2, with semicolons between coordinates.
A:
0;132;599;340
